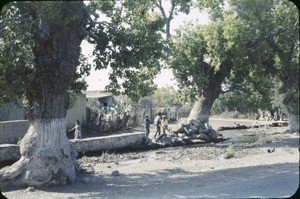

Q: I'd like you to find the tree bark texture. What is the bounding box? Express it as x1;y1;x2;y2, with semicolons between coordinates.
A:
280;65;299;133
1;119;77;187
187;59;233;124
0;2;87;188
175;59;233;135
288;113;299;133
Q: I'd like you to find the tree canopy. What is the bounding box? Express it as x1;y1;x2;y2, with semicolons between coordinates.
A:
169;0;298;117
0;1;169;106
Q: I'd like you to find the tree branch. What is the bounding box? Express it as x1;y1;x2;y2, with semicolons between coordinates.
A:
83;29;102;44
168;0;176;20
155;0;167;19
246;28;286;48
83;5;99;31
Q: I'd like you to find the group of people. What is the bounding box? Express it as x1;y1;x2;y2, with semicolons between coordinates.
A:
69;112;171;141
144;112;170;142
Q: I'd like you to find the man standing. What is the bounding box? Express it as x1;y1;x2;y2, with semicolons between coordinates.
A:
161;115;170;135
144;114;151;142
154;112;162;138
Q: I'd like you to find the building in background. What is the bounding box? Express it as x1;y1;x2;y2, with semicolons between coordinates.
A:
0;93;86;143
86;90;117;107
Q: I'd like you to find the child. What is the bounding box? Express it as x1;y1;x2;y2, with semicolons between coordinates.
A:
69;120;82;139
161;115;170;135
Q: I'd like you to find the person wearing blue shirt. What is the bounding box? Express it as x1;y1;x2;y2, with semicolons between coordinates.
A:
144;114;151;142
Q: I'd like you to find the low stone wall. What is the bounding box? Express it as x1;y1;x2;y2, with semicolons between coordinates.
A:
0;144;20;161
0;132;146;162
0;120;30;144
0;103;24;121
71;132;145;152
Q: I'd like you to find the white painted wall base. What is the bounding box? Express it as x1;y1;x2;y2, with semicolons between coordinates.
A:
0;132;145;161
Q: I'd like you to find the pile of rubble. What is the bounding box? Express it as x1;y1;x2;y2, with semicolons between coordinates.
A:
150;118;227;147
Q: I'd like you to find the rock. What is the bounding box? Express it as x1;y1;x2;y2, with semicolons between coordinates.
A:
81;177;90;184
190;119;201;128
197;134;208;140
199;128;210;134
188;125;198;134
182;135;191;141
208;131;218;139
267;148;275;153
27;186;35;192
190;133;198;139
111;170;120;176
173;137;182;142
205;123;213;129
147;142;155;147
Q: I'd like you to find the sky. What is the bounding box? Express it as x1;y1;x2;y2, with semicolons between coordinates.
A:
83;6;209;91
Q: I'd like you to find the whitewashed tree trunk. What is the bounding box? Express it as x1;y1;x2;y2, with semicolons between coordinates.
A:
288;113;299;133
187;94;213;124
0;1;86;188
1;118;77;187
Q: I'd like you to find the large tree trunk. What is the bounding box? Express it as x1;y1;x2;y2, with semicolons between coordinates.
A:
280;63;299;133
175;59;233;136
1;118;77;187
187;89;218;125
0;2;87;188
265;34;299;133
288;113;299;133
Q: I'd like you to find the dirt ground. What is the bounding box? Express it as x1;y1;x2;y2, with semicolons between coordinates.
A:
1;117;299;198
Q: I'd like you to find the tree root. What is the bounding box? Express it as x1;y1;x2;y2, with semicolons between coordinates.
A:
0;147;77;188
0;157;28;187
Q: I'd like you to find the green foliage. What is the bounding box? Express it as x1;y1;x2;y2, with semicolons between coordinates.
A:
169;7;250;94
92;0;195;101
151;86;196;107
196;0;225;21
0;2;34;105
170;24;209;92
0;1;166;108
170;0;298;116
1;0;298;119
90;0;166;101
212;83;273;115
0;2;89;109
151;86;180;107
231;0;299;115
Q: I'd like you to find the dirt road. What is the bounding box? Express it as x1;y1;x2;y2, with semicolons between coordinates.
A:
2;118;299;198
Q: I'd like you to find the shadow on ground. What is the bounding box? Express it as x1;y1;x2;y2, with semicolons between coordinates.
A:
4;162;298;199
